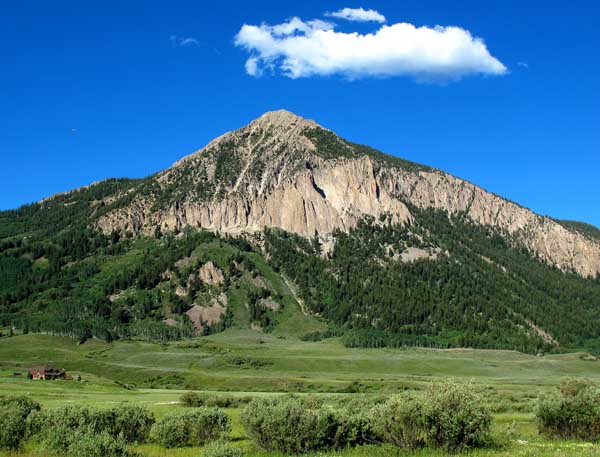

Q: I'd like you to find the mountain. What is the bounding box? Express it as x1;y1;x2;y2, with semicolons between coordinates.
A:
96;110;600;278
1;110;600;353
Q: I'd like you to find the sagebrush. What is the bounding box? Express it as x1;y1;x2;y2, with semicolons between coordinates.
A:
149;408;230;448
536;378;600;441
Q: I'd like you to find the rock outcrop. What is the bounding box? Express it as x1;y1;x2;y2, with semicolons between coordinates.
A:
96;110;600;278
199;261;224;285
185;293;228;331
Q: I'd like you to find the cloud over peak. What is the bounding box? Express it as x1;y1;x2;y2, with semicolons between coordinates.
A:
326;7;386;23
234;9;507;82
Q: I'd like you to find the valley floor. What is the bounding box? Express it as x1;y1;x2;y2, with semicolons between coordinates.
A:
1;330;600;456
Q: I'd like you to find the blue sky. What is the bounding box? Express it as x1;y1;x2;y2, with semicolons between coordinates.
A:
1;0;599;226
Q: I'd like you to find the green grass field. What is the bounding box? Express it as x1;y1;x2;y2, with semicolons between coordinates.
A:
1;331;600;456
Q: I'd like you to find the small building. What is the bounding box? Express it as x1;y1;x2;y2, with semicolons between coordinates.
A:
29;366;67;381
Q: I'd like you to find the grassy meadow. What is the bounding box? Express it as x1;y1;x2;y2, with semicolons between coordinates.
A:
1;331;600;456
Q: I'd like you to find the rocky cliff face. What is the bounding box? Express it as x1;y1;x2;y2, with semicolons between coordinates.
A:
380;168;600;278
96;110;600;278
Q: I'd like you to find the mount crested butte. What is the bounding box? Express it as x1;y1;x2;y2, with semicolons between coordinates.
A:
2;110;600;353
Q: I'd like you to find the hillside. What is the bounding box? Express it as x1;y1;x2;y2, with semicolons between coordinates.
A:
1;110;600;353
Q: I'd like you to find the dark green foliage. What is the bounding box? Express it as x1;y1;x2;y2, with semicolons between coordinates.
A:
264;208;600;353
303;126;431;173
213;140;244;190
375;383;492;451
0;226;224;341
348;141;432;173
247;287;274;330
0;178;142;239
300;326;344;342
343;329;456;349
149;408;230;448
556;220;600;241
241;397;376;453
303;128;358;159
536;378;600;441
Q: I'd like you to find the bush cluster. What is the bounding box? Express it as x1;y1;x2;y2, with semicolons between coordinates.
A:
0;396;41;450
375;382;492;451
149;408;230;448
30;404;154;453
241;384;491;454
62;431;132;457
0;384;496;455
536;378;600;441
240;396;376;453
0;407;29;450
180;391;252;408
0;395;41;415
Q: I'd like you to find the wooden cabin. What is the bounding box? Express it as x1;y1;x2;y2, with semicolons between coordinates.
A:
29;366;67;380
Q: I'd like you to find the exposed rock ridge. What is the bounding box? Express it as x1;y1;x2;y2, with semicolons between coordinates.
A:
95;110;600;278
377;167;600;278
98;156;413;237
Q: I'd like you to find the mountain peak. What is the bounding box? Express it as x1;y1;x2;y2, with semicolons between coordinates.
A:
249;109;320;130
171;109;321;169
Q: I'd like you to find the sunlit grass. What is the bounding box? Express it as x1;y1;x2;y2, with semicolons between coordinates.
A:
1;332;600;456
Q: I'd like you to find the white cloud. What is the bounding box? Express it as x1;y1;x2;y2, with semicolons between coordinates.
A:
326;7;386;23
517;61;529;68
234;14;507;82
170;35;200;47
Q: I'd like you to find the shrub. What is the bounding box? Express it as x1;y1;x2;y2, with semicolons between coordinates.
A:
149;408;230;448
33;405;111;443
0;406;28;450
331;408;377;449
30;403;154;451
203;440;244;457
67;431;131;457
181;391;203;407
241;396;374;453
373;392;428;449
424;382;492;450
111;404;155;443
205;395;253;408
241;397;331;453
0;396;41;450
149;413;189;448
39;421;75;453
536;378;600;441
376;383;492;451
53;429;132;457
0;395;41;417
180;392;253;408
